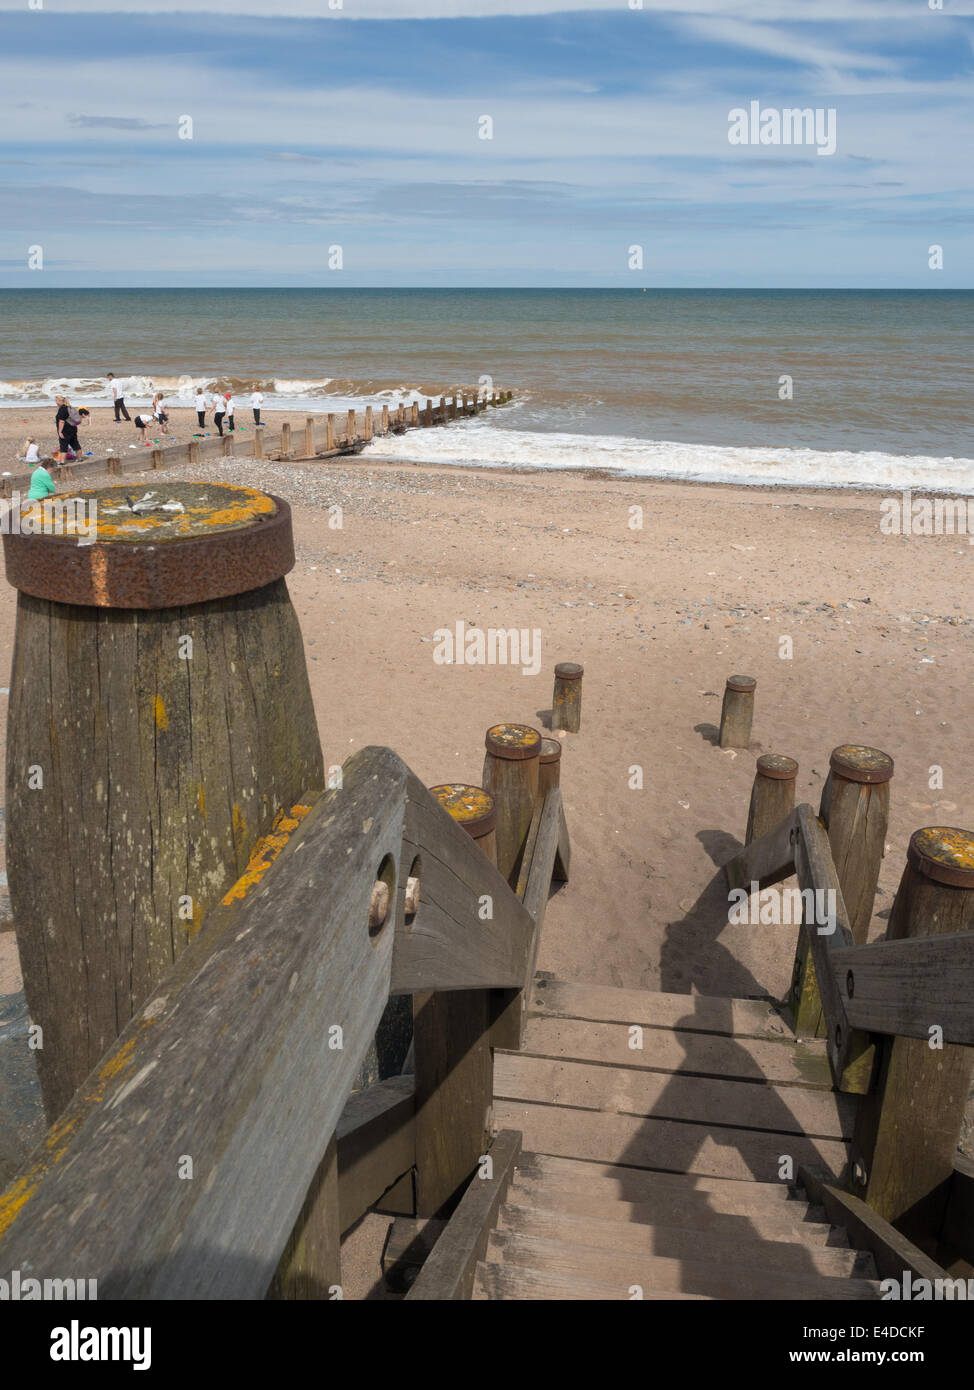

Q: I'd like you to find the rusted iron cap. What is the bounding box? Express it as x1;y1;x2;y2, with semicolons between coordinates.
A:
484;723;542;760
429;784;496;838
756;753;798;781
829;745;894;785
554;662;583;681
725;674;757;693
2;482;293;610
539;738;562;765
907;827;974;888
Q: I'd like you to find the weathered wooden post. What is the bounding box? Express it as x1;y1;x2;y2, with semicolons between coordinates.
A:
410;402;419;427
381;405;390;434
449;395;458;422
305;417;315;457
222;436;233;457
326;414;336;451
424;399;433;427
462;394;470;417
821;744;893;943
398;403;406;428
106;449;119;476
851;827;974;1241
3;480;324;1119
346;409;357;444
551;661;583;733
745;753;798;845
280;422;292;459
438;396;446;424
719;674;756;748
412;784;496;1216
150;449;165;470
538;737;562;800
364;406;373;442
253;427;264;459
187;440;200;466
482;724;541;889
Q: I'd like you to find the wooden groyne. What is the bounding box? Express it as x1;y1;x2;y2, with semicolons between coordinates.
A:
1;389;514;500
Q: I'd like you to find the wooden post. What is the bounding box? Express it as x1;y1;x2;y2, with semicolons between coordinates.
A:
364;406;373;442
150;449;165;470
482;724;541;889
438;396;446;424
346;409;357;444
398;403;406;428
326;414;336;451
424;399;433;427
187;440;200;466
410;402;419;427
851;828;974;1242
538;737;562;800
280;422;292;459
3;480;324;1119
450;395;458;422
106;450;120;475
253;428;264;459
745;753;798;845
305;417;315;457
719;674;756;748
462;394;470;417
267;1135;341;1299
412;784;496;1217
381;405;390;434
821;745;894;944
551;661;583;733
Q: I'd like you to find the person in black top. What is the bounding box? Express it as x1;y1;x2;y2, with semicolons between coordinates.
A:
55;397;81;460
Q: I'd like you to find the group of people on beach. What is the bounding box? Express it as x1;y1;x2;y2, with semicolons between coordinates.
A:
191;387;264;436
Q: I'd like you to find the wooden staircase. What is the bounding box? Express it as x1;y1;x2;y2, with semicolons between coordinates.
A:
413;975;889;1300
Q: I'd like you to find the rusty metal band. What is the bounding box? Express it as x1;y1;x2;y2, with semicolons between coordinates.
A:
2;495;294;609
554;662;584;680
906;827;974;888
829;745;894;785
725;674;757;693
484;724;542;760
756;753;798;781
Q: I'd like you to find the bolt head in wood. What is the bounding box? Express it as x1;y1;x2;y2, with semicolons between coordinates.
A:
554;662;583;681
429;783;497;837
907;827;974;888
755;753;798;781
484;724;542;761
829;744;894;785
725;674;756;693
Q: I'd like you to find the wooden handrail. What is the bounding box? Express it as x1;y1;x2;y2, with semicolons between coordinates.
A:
832;931;974;1046
0;744;546;1297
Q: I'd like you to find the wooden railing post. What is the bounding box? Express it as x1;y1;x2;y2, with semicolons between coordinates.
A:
719;673;756;748
745;753;797;845
538;737;562;799
326;414;336;451
790;744;892;1037
412;784;497;1218
482;723;541;888
851;827;974;1241
551;661;583;733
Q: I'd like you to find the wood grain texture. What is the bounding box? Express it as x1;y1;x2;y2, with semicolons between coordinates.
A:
724;806;800;892
745;772;795;847
820;771;890;945
405;1130;521;1300
334;1075;415;1234
482;748;539;887
718;685;753;749
0;746;405;1299
6;578;324;1119
267;1135;341;1301
530;978;792;1039
833;930;974;1044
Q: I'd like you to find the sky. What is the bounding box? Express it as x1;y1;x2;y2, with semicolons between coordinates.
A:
1;0;973;287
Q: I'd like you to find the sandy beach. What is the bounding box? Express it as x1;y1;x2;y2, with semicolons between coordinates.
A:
2;420;971;1293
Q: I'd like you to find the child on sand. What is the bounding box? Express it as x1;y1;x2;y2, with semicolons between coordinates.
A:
195;389;207;429
133;412;155;445
20;439;40;464
153;393;170;435
250;387;264;426
213;396;226;436
225;391;235;433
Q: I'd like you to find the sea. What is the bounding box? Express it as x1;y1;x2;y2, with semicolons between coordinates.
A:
2;288;973;492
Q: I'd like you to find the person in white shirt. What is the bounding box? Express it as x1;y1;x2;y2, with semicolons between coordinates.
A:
194;390;207;429
225;391;235;433
250;389;264;427
152;393;170;434
21;438;40;463
107;372;131;422
213;395;226;437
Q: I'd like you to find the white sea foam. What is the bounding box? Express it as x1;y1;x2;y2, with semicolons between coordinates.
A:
364;423;974;493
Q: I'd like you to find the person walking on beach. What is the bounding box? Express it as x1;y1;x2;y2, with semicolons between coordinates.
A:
224;391;235;433
213;394;226;436
250;386;264;427
55;396;81;461
152;393;170;435
194;388;207;430
107;373;131;422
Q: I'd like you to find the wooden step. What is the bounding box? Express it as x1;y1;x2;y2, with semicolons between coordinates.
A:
484;1230;882;1300
498;1202;876;1277
516;1016;833;1088
473;1262;715;1300
508;1177;838;1243
495;1053;854;1138
496;1099;849;1183
531;979;793;1041
516;1152;804;1202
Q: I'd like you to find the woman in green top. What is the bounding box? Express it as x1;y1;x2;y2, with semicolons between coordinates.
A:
27;461;56;502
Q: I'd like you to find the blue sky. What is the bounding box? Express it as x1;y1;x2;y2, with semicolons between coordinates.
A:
1;0;973;287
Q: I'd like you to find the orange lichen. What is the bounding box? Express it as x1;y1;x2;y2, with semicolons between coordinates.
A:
221;803;312;907
153;695;168;730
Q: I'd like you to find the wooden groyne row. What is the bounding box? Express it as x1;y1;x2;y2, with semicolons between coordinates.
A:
1;388;514;499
